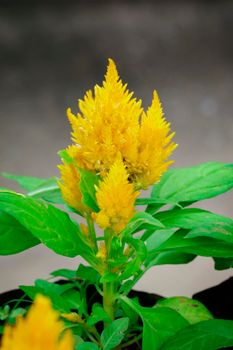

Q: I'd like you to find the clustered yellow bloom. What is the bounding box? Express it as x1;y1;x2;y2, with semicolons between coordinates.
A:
58;59;176;232
93;157;139;233
0;295;74;350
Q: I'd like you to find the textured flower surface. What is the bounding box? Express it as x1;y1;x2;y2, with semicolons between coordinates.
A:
58;145;88;214
67;58;142;177
0;295;74;350
129;91;177;188
93;157;139;233
58;58;176;231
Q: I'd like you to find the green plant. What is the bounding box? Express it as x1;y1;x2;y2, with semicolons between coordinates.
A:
0;59;233;350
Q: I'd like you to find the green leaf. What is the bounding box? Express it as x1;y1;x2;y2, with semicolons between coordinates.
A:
146;251;196;268
1;172;56;192
0;305;10;321
79;168;100;212
147;229;233;260
156;208;233;230
87;303;112;326
101;317;129;350
28;184;64;204
149;162;233;212
76;343;100;350
20;279;75;313
76;264;100;284
1;172;64;204
156;297;213;324
0;210;40;255
121;297;189;350
156;208;233;244
121;211;164;236
160;319;233;350
214;257;233;270
186;224;233;244
0;191;94;259
50;268;77;280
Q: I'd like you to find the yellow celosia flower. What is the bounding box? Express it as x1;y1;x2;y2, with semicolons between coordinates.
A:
58;59;176;212
67;58;142;177
93;158;139;233
128;91;177;188
0;295;74;350
58;145;88;214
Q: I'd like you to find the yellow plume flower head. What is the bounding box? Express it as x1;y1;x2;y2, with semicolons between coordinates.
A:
67;58;142;176
93;157;139;233
0;295;74;350
58;59;177;213
129;90;178;188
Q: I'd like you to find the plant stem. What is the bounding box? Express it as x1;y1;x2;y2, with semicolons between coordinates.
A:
86;214;98;252
103;281;116;321
121;334;142;348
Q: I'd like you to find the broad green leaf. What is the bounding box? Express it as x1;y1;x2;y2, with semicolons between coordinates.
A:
61;288;82;311
120;298;140;326
76;343;100;350
50;268;77;280
156;208;233;244
87;303;111;326
160;319;233;350
0;210;40;255
28;184;64;204
147;229;233;259
156;297;213;324
1;172;56;192
0;191;95;259
101;317;129;350
156;208;233;231
79;168;100;212
214;257;233;270
121;211;164;236
1;172;64;204
186;224;233;244
149;162;233;212
121;297;189;350
146;251;196;268
76;264;100;284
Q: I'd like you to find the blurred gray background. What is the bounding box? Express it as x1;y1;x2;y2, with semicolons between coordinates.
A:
0;0;232;295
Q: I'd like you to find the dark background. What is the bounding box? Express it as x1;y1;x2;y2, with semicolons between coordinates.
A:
0;0;232;294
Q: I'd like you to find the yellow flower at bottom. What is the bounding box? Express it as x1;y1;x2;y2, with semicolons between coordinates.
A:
0;295;74;350
93;158;139;233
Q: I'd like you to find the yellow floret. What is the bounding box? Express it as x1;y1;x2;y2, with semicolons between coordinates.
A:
0;295;74;350
58;146;88;214
93;157;139;233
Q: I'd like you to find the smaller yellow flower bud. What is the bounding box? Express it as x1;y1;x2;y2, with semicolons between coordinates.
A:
96;242;107;260
94;158;139;234
80;223;89;236
61;313;84;324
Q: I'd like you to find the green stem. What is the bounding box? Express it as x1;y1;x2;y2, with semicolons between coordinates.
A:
103;281;116;321
86;214;98;252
